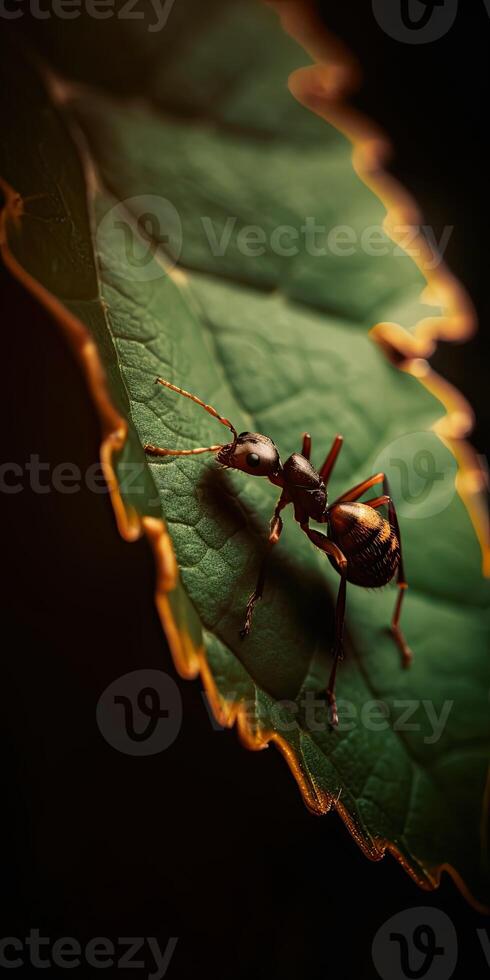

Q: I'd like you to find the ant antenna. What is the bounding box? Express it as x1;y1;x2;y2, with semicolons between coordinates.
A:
144;378;238;458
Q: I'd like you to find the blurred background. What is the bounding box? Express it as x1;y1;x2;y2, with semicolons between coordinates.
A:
1;2;488;977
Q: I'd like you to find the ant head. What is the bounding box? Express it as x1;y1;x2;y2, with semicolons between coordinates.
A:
217;432;281;478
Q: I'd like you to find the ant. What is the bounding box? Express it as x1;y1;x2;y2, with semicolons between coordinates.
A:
145;378;412;726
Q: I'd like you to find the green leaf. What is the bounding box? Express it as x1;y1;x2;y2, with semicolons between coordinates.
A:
1;0;489;908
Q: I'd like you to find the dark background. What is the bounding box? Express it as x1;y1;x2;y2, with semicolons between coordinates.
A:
1;2;489;977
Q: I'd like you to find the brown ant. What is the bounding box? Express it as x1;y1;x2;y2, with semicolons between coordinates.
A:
145;378;412;726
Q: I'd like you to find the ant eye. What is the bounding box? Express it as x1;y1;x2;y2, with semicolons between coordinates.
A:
246;452;261;468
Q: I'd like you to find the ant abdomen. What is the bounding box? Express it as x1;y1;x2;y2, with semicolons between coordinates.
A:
328;502;400;588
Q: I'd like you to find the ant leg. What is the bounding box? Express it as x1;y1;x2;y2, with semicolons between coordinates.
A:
363;494;390;509
301;524;348;726
358;482;413;669
240;492;289;639
319;434;343;483
301;433;312;460
391;583;411;668
329;472;384;507
381;476;412;669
